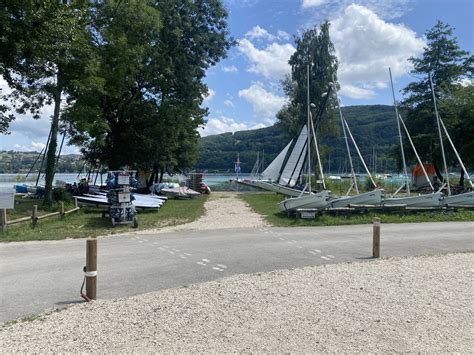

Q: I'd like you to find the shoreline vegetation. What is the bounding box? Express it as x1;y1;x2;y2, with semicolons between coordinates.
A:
239;192;474;227
0;195;208;242
2;191;473;242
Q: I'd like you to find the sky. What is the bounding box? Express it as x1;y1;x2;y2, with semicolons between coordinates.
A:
1;0;473;154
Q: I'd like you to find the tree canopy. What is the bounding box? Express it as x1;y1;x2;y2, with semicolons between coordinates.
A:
276;21;339;137
401;20;473;170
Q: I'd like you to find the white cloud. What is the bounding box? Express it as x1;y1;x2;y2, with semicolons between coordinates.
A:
203;88;215;103
238;39;295;80
302;0;326;9
238;82;286;119
245;25;275;41
330;4;425;99
277;30;290;41
201;116;250;136
222;65;238;73
223;99;235;108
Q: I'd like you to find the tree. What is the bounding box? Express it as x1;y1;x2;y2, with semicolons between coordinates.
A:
65;0;233;180
0;1;93;206
402;21;473;169
276;21;339;137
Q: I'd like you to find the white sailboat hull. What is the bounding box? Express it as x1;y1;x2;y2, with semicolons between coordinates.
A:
383;192;443;207
254;181;310;197
278;191;331;212
444;191;474;206
330;189;383;208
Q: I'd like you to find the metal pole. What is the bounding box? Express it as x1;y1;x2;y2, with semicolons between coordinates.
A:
306;64;312;193
334;87;358;193
429;72;450;195
389;68;410;195
310;112;326;190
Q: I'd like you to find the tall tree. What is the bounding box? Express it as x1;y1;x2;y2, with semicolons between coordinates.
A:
65;0;233;179
276;21;339;137
401;21;473;169
0;0;93;206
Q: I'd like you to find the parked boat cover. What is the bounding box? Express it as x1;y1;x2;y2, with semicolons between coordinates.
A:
278;125;308;187
261;140;293;182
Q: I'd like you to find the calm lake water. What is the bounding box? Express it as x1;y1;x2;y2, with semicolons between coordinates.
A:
0;173;247;189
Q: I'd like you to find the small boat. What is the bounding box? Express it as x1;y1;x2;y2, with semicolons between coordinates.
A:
160;186;200;199
383;192;444;207
279;191;331;212
330;188;383;208
444;191;474;206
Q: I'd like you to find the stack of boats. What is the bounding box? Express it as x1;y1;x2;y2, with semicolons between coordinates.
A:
75;191;167;209
242;67;473;213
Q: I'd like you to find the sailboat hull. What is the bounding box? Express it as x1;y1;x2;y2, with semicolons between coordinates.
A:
443;191;474;206
253;181;310;197
330;189;383;208
279;191;331;212
383;192;443;207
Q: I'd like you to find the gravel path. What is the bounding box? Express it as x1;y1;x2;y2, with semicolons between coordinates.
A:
142;192;269;234
2;252;472;352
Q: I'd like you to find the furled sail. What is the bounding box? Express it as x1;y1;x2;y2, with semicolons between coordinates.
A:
278;125;307;187
261;140;293;182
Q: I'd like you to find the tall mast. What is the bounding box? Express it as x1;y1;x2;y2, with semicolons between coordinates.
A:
306;64;312;193
334;83;358;193
389;68;410;195
429;72;450;195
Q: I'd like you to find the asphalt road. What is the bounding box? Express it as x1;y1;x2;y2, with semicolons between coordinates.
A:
1;221;473;324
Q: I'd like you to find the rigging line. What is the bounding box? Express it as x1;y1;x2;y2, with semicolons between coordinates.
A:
26;146;45;179
36;127;53;187
398;114;434;191
437;114;473;188
389;67;410;195
429;72;451;195
343;118;377;189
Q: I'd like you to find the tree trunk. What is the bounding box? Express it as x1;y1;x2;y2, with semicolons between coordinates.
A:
159;169;164;183
42;82;62;207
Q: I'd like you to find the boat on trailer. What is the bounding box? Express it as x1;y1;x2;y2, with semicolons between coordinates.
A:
383;192;444;207
330;189;383;208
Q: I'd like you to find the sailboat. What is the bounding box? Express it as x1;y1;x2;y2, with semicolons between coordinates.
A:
278;64;332;212
427;73;474;206
383;68;444;207
245;125;312;197
327;82;383;208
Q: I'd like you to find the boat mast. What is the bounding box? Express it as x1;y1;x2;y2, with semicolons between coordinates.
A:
429;72;451;195
333;82;359;193
343;118;377;188
306;64;312;193
389;68;410;195
309;113;326;190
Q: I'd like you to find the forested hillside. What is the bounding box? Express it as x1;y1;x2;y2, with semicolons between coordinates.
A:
195;105;400;173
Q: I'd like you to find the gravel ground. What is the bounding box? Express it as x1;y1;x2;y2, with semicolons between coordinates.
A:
1;252;472;352
142;192;269;234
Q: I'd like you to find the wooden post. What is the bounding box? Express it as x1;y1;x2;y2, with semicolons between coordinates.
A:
32;205;38;227
86;238;97;300
74;197;78;208
60;201;65;218
0;208;7;232
373;217;381;258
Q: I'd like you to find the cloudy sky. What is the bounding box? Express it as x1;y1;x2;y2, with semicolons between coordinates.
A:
1;0;472;153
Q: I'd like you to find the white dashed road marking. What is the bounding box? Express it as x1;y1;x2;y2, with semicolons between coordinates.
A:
216;264;227;269
321;256;330;260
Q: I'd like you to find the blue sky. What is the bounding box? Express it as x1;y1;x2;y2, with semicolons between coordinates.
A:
1;0;472;153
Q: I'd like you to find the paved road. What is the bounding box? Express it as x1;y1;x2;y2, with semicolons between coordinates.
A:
1;221;473;324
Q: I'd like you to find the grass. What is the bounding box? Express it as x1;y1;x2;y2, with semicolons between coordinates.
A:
1;195;208;242
240;192;474;227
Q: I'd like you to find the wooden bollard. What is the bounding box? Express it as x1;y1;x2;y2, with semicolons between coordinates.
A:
74;197;78;208
86;238;97;300
60;201;65;218
0;208;7;232
373;217;381;258
32;205;38;227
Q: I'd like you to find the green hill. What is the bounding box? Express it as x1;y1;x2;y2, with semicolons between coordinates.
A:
195;105;400;173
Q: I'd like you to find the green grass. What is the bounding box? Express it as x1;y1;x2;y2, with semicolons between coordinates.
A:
1;195;208;242
240;192;474;227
